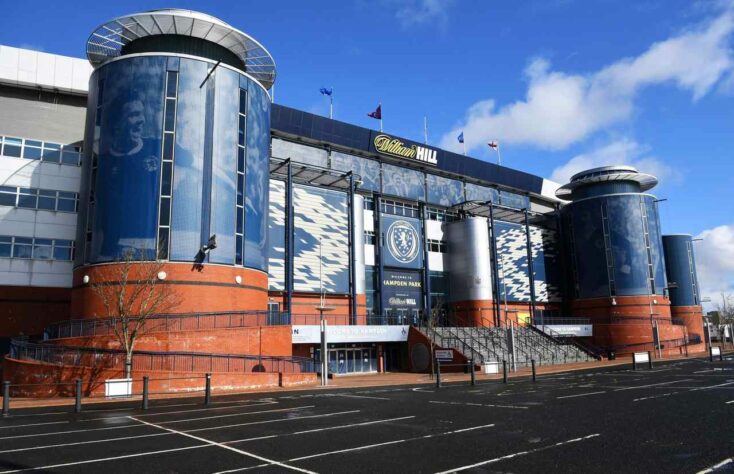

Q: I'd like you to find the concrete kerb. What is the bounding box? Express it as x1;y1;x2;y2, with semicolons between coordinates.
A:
3;351;723;411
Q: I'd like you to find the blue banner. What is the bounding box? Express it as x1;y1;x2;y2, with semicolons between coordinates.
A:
381;214;423;269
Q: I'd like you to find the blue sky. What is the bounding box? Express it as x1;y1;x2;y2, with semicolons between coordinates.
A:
2;0;733;303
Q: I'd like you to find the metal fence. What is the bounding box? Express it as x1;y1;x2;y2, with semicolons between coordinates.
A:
10;338;315;374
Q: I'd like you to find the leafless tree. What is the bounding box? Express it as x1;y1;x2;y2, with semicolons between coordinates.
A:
88;249;181;378
712;292;734;326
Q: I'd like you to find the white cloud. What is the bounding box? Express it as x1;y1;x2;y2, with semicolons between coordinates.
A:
389;0;454;29
549;139;676;185
693;225;734;308
439;6;734;152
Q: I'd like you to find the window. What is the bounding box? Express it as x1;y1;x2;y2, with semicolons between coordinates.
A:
0;186;78;212
363;197;375;210
380;199;420;218
364;231;376;245
12;237;33;258
235;88;247;265
0;236;74;261
157;70;178;261
427;239;447;253
0;136;82;166
426;207;458;222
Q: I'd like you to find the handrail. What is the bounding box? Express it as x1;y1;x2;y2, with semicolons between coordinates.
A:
44;311;411;340
10;338;315;374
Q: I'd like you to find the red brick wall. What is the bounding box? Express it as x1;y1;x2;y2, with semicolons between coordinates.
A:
71;263;268;318
0;286;71;338
51;326;293;357
3;357;316;397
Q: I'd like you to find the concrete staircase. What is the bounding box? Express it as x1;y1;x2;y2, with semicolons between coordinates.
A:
418;325;594;368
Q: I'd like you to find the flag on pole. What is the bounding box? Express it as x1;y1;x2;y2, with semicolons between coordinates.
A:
457;132;464;144
367;104;382;120
488;140;499;149
319;87;333;96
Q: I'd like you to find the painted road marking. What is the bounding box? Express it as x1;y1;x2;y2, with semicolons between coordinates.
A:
429;400;528;410
696;457;733;474
434;433;601;473
634;381;734;402
130;416;316;474
612;379;693;391
556;391;606;399
327;394;391;401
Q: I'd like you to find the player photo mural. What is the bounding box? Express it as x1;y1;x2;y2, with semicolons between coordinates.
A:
93;57;166;262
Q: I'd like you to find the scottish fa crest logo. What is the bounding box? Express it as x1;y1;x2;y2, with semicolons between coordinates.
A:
386;220;419;264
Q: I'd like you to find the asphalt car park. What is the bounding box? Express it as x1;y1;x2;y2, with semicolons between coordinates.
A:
0;355;732;473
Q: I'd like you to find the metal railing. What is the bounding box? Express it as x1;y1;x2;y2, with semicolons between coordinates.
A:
44;310;415;341
10;338;315;374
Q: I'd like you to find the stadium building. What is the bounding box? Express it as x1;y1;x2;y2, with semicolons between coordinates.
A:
0;9;706;391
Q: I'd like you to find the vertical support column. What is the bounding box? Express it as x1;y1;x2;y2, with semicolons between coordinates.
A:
554;205;569;316
374;194;384;323
347;172;356;325
285;160;294;318
488;202;501;326
524;209;537;325
420;202;432;325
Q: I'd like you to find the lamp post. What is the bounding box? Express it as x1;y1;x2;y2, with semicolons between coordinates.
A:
314;238;335;386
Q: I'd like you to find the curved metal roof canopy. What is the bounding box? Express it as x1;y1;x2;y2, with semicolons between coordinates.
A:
555;165;658;199
86;9;276;89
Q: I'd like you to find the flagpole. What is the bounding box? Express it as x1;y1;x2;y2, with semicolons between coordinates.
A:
330;87;333;119
496;144;502;166
379;102;383;132
462;141;466;156
424;116;428;144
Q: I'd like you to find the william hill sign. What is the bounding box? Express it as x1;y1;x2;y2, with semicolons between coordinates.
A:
372;133;438;166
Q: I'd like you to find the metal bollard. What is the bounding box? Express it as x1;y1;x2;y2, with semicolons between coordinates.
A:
531;359;536;382
470;359;476;386
632;355;637;371
720;349;724;362
2;381;9;416
502;360;508;384
710;347;714;363
204;373;212;405
142;376;149;411
74;379;82;413
435;360;441;389
647;351;653;369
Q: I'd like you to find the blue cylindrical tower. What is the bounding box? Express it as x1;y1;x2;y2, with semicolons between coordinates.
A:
662;235;700;307
73;9;275;316
557;166;684;352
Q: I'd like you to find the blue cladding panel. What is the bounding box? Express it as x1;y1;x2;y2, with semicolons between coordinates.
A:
244;82;270;271
567;199;609;299
209;67;239;264
292;184;349;293
426;174;464;206
170;59;207;261
494;221;561;303
645;197;666;295
381;163;425;201
663;235;699;306
91;56;165;262
381;214;423;270
607;195;651;296
267;179;285;290
330;151;380;192
465;183;498;203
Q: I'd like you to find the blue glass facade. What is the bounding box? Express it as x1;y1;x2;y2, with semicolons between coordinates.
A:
83;55;271;271
662;235;700;306
564;194;666;299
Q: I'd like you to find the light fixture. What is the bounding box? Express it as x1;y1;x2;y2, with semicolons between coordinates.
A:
157;271;167;280
611;297;617;306
82;275;90;284
235;275;242;285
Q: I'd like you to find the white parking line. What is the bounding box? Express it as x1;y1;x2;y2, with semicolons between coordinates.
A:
160;405;314;425
633;381;734;402
214;423;497;473
130;416;316;474
429;400;528;410
696;457;733;473
612;379;693;391
725;400;734;404
0;405;316;441
330;394;391;401
434;433;601;473
0;410;361;462
556;391;606;399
